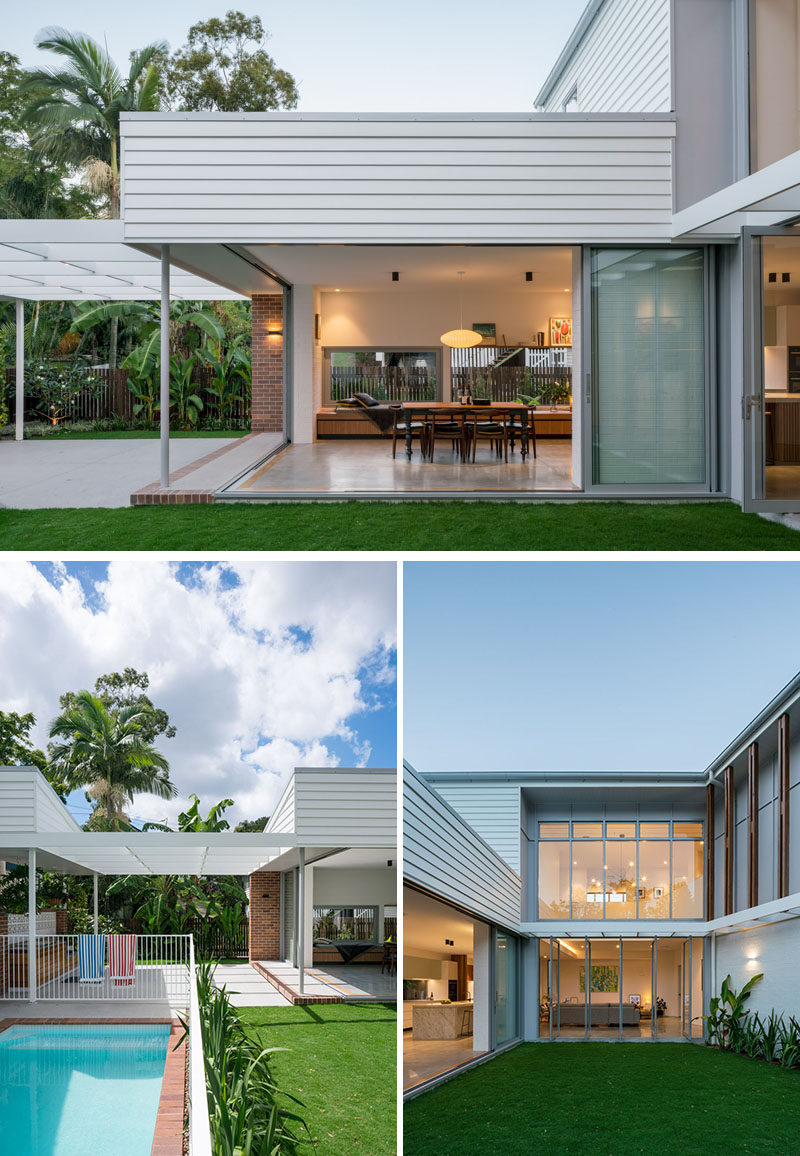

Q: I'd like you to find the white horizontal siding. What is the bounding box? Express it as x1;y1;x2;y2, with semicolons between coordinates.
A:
404;766;521;931
540;0;671;114
430;783;521;872
120;113;674;245
0;769;80;833
266;780;295;835
292;768;396;846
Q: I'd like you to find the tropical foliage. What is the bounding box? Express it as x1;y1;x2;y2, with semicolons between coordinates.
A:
705;973;800;1069
48;689;176;827
185;961;305;1156
705;972;763;1051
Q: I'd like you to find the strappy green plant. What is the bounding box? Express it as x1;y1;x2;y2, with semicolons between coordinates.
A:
705;972;763;1050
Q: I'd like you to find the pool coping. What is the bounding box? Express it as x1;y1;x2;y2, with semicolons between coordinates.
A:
0;1017;186;1156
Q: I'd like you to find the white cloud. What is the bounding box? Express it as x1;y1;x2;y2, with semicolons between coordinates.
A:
0;561;396;826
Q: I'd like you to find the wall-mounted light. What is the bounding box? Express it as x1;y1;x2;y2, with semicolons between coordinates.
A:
267;327;283;339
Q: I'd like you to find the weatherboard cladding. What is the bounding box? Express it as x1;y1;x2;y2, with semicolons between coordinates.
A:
538;0;671;114
403;767;521;931
266;779;295;835
0;769;80;834
291;770;396;846
120;114;674;244
431;784;521;872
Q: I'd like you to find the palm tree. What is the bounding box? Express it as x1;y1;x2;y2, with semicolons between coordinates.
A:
19;29;167;219
49;690;176;828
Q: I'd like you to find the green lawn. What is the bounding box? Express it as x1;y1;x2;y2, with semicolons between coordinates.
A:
238;1002;396;1156
1;501;799;551
403;1042;800;1155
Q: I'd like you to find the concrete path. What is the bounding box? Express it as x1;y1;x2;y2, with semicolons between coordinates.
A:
0;433;282;508
257;961;396;1002
212;964;290;1008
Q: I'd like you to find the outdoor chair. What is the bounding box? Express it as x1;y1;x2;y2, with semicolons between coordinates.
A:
425;411;470;462
469;411;509;462
381;939;397;976
389;405;427;459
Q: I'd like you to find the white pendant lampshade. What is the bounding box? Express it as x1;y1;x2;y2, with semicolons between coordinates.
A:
440;272;482;348
440;328;483;348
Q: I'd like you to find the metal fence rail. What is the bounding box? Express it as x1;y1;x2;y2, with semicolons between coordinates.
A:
0;933;191;1002
188;936;213;1156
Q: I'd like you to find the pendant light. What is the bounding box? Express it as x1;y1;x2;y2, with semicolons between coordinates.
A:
440;272;482;348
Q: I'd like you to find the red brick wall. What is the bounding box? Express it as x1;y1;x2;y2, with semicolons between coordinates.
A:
251;294;284;433
248;871;282;961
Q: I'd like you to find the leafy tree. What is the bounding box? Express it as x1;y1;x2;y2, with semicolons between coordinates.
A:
0;51;96;219
178;794;234;833
57;668;176;745
160;11;298;112
48;690;176;827
19;28;167;219
234;817;269;833
0;709;69;801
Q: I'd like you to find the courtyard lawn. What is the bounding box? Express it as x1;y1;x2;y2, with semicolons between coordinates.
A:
238;1002;396;1156
0;501;799;551
403;1042;800;1155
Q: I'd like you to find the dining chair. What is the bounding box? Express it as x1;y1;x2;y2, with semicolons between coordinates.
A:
426;410;470;462
470;409;509;462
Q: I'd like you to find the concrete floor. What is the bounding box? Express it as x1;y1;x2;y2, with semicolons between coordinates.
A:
0;433;282;508
259;961;397;1001
404;1035;485;1088
212;964;290;1007
766;464;800;499
231;438;576;496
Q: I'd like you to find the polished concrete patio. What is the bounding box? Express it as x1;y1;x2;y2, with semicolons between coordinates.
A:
212;964;290;1008
0;432;282;508
256;961;397;1003
404;1035;486;1089
224;438;576;498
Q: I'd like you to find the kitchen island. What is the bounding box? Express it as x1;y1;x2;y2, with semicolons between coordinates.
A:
412;1000;474;1040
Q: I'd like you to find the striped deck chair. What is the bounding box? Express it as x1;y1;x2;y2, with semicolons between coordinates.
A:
78;934;106;983
109;935;137;986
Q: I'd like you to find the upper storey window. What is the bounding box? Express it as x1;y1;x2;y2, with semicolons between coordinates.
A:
537;820;703;920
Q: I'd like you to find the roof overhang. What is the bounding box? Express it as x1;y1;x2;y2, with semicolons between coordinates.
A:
0;220;251;301
672;148;800;239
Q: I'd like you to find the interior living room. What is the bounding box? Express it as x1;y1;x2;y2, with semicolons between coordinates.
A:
403;887;485;1090
231;244;578;497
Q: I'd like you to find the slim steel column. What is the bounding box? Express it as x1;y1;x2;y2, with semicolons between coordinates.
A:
297;848;305;994
160;245;170;489
15;298;24;441
93;872;99;934
28;849;36;1002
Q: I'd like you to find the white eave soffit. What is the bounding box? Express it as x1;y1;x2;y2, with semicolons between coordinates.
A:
672;149;800;239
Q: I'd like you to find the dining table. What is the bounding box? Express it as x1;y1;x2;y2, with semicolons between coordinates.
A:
400;401;534;461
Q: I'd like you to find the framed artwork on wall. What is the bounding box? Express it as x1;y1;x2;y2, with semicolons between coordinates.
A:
550;317;572;346
579;965;619;993
472;322;496;343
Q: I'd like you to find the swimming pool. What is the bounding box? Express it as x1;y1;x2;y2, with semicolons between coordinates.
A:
0;1023;171;1156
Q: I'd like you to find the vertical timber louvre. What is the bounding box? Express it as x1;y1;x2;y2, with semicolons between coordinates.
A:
748;744;759;909
779;713;790;898
724;765;735;915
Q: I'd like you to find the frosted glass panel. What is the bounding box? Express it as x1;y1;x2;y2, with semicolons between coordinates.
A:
591;248;706;485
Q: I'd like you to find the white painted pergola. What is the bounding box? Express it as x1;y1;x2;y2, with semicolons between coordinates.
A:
0;220;247;488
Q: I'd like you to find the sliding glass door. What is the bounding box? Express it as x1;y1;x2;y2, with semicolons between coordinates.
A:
587;247;708;491
495;933;519;1045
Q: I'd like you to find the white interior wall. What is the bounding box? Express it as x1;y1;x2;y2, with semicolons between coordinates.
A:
320;287;572;352
473;922;491;1052
292;284;316;444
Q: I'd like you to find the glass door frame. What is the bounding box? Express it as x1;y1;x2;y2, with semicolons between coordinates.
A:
493;930;521;1049
581;245;717;495
742;224;800;511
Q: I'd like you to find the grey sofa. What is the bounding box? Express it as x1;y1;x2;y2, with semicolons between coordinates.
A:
555;1003;640;1026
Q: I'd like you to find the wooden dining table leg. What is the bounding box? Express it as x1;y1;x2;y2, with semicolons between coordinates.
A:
520;411;528;461
405;411;413;460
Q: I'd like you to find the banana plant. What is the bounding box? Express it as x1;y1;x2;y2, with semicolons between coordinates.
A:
705;972;763;1050
169;354;204;428
123;342;160;424
199;337;250;428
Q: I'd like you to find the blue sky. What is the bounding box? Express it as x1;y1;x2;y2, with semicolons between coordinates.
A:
404;561;800;773
6;1;587;112
2;561;396;827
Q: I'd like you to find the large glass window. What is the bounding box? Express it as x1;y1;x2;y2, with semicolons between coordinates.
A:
537;821;703;919
591;248;706;485
571;842;604;919
325;348;439;403
495;933;518;1045
538;841;570;918
312;906;377;941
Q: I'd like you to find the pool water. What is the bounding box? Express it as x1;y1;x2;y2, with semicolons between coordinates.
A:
0;1024;171;1156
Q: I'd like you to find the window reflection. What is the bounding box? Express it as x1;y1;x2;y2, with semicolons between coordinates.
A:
604;842;637;918
638;842;670;918
671;841;704;917
538;842;570;917
572;842;604;919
